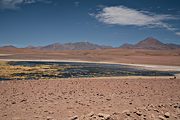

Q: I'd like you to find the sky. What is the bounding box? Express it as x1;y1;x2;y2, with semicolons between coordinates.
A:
0;0;180;47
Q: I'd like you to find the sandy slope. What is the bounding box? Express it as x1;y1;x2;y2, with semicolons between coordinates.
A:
0;54;12;56
0;77;180;120
0;48;180;66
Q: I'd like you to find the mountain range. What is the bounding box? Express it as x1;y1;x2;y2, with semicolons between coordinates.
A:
35;42;113;50
120;37;180;50
1;37;180;50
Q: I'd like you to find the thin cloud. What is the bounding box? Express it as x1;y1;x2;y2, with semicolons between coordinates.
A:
93;6;177;31
74;1;80;7
175;32;180;36
0;0;52;10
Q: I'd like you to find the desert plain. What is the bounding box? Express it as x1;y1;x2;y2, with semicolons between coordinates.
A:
0;48;180;120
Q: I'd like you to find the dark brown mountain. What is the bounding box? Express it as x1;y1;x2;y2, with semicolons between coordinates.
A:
120;37;180;50
0;45;17;49
167;43;180;49
1;38;179;50
34;42;112;50
120;43;134;49
135;37;169;49
26;45;42;49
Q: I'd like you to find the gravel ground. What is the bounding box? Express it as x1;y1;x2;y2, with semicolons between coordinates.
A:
0;77;180;120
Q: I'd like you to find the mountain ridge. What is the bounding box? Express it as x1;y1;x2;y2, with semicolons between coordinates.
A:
1;37;180;50
27;42;113;50
120;37;180;50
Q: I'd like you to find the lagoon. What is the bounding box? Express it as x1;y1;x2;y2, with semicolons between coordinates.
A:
0;61;176;80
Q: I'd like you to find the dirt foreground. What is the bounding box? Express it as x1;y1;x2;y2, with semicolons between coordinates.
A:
0;77;180;120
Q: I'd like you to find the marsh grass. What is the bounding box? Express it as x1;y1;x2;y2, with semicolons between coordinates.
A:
0;61;69;80
0;61;174;80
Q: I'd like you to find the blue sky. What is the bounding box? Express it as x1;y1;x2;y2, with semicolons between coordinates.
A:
0;0;180;47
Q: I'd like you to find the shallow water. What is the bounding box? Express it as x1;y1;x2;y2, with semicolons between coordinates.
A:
6;61;176;79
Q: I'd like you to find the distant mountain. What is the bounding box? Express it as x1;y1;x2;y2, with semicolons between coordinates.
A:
40;43;64;50
26;45;38;49
1;45;17;49
1;38;179;50
135;37;169;49
120;43;134;49
29;42;113;50
120;37;180;50
167;43;180;49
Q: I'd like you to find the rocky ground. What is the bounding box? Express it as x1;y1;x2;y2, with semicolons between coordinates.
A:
0;77;180;120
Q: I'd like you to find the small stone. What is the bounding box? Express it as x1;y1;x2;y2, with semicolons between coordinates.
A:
46;116;53;120
143;117;147;120
149;104;154;107
112;112;119;115
135;111;142;116
172;114;177;119
34;116;40;118
20;99;27;103
122;110;131;116
106;98;111;101
87;111;94;117
158;115;166;120
150;114;155;119
12;101;16;104
49;111;54;114
70;115;78;120
153;109;159;112
3;114;7;117
173;105;177;108
98;113;111;119
164;112;170;118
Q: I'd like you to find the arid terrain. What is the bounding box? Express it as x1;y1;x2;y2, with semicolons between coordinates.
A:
1;0;180;119
0;77;180;120
0;46;180;120
0;47;180;66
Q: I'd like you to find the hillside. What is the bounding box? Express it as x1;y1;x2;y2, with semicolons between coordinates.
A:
1;37;180;50
29;42;112;50
120;37;180;50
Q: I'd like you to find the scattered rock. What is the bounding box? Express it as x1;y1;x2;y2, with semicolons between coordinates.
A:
2;114;7;117
153;109;159;112
46;116;53;120
106;98;111;101
44;110;48;113
1;76;180;120
98;113;111;119
158;115;166;120
150;114;155;119
149;104;154;108
20;98;27;103
49;111;54;114
135;111;142;116
164;112;170;118
11;101;16;104
87;111;94;117
70;115;78;120
34;116;40;118
122;110;131;116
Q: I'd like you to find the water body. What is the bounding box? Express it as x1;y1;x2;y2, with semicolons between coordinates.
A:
4;61;177;79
